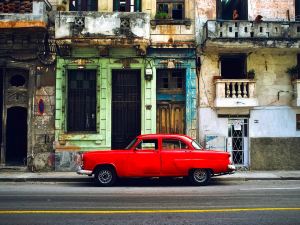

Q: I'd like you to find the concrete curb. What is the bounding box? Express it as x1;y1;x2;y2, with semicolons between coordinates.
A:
0;176;299;182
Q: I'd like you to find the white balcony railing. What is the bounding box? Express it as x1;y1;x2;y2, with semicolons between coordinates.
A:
215;79;258;108
55;12;150;40
205;20;300;40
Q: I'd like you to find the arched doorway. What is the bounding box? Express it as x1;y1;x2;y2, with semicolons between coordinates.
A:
5;106;27;166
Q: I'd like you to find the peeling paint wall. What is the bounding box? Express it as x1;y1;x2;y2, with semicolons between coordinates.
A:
195;0;300;169
195;0;216;43
248;50;296;106
55;12;150;39
198;51;299;137
0;2;47;24
150;0;195;45
248;0;295;21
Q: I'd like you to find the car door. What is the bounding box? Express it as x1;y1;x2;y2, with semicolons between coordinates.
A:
160;138;191;176
126;138;161;176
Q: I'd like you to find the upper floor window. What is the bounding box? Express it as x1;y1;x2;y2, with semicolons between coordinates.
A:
113;0;141;12
67;70;97;132
297;114;300;131
220;54;247;79
156;0;184;20
69;0;98;11
157;69;185;93
217;0;248;20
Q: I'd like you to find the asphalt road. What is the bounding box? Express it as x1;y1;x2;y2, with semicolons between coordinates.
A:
0;179;299;225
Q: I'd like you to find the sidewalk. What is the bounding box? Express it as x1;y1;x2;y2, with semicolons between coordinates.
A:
0;170;300;182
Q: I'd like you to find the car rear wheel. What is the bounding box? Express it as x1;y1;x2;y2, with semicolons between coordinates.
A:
94;167;117;187
189;169;211;186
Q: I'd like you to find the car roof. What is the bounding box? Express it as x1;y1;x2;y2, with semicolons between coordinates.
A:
137;134;194;141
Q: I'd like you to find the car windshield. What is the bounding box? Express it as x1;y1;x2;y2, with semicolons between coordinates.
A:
125;138;137;149
192;140;203;150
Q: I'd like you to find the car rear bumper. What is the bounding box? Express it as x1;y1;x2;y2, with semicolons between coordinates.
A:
227;164;236;173
228;164;236;170
77;167;93;175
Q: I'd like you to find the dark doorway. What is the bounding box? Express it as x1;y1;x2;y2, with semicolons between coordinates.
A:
112;70;141;149
220;54;247;79
297;54;300;79
0;68;3;156
6;107;27;166
217;0;248;20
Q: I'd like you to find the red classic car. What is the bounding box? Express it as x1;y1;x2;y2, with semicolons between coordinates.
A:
77;134;235;186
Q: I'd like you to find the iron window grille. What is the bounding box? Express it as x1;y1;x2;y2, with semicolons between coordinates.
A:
67;70;97;132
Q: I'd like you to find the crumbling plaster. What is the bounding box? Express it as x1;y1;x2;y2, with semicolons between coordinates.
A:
199;50;297;108
248;0;295;21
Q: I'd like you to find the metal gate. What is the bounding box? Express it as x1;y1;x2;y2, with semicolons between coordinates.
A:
111;70;141;149
227;118;248;166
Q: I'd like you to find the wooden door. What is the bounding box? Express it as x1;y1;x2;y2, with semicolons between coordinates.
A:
112;70;141;149
157;102;185;134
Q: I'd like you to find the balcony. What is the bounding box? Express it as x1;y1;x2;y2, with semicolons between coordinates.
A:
292;80;300;107
150;19;194;48
55;12;150;53
0;1;48;28
214;79;258;108
203;20;300;50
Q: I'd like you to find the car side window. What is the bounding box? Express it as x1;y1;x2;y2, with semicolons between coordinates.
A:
162;139;188;150
135;139;158;150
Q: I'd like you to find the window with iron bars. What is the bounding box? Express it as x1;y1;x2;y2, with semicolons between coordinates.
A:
67;70;97;132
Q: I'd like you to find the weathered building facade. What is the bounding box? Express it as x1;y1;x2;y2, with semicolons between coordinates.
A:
1;0;299;171
0;0;56;171
53;0;197;171
149;0;197;139
196;0;300;169
54;2;152;171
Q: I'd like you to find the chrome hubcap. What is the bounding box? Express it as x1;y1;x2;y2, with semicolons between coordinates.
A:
193;169;207;183
98;170;112;184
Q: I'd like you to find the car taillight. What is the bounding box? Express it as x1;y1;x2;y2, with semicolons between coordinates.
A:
76;153;83;167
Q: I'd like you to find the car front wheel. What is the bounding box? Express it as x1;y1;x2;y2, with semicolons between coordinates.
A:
189;169;211;186
94;167;117;187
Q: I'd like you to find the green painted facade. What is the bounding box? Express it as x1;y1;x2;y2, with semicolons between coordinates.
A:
55;47;156;151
